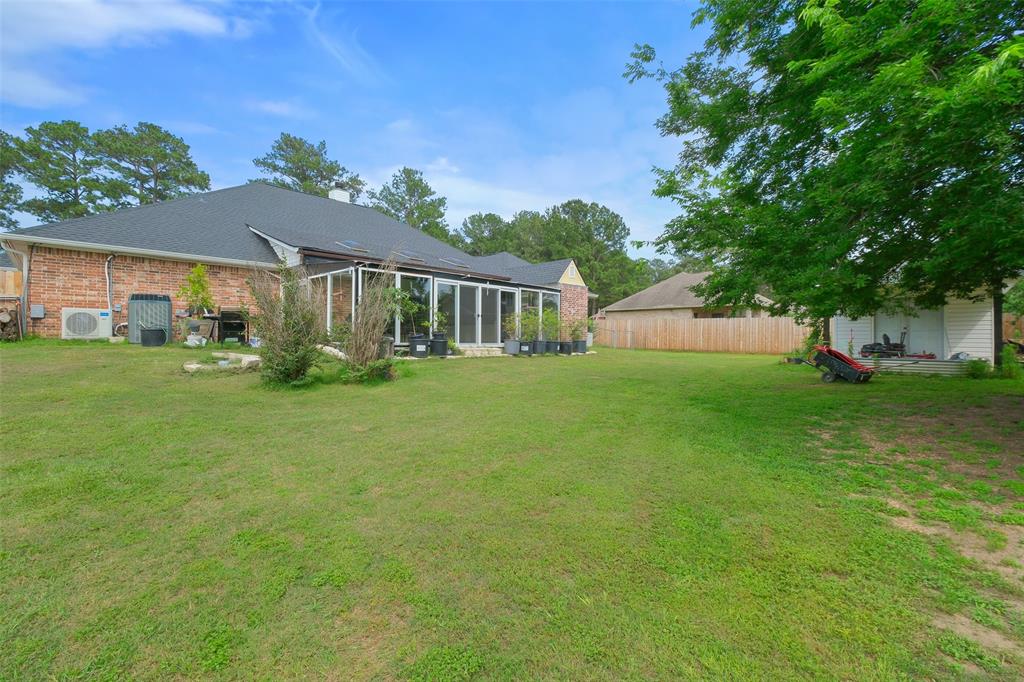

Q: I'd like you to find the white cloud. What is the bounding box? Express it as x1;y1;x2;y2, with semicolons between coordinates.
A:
301;2;387;86
245;99;315;119
0;66;87;108
426;156;460;175
0;0;241;108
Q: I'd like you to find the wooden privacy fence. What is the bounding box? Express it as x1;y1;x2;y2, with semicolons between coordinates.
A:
1005;314;1023;341
595;317;812;355
0;270;22;298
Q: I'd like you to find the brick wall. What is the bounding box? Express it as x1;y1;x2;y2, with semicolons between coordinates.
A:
559;282;588;330
25;247;254;338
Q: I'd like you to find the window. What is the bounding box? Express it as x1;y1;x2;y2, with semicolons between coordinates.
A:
331;270;354;329
309;276;329;324
399;274;431;343
436;282;456;338
361;268;397;339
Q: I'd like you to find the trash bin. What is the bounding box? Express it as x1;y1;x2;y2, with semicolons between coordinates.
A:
140;327;167;347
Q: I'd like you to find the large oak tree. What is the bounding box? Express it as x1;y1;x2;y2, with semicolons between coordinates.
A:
627;0;1023;324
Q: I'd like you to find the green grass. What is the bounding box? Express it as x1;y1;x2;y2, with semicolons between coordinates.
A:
2;340;1023;679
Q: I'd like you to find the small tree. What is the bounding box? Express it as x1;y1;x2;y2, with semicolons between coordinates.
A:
501;313;519;340
519;309;540;342
541;311;560;342
178;263;214;315
247;263;326;384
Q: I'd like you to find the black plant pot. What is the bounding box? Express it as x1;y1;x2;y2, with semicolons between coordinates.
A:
559;341;572;355
409;334;429;358
573;339;587;354
532;339;545;355
546;340;559;354
429;334;448;356
519;340;534;356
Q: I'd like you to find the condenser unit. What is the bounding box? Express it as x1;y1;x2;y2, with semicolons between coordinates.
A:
61;308;113;339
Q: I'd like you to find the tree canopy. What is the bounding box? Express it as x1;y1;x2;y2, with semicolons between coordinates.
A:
13;121;106;222
0;132;24;230
253;133;365;200
368;167;453;243
627;0;1024;321
456;200;656;304
93;123;210;206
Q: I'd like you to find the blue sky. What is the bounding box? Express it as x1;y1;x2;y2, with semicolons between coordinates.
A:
0;0;706;257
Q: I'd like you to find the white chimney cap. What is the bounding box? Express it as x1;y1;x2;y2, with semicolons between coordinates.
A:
328;186;350;203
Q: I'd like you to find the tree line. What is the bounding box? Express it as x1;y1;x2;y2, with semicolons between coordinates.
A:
0;123;683;304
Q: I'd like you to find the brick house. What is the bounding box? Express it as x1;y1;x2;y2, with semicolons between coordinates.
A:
0;182;588;346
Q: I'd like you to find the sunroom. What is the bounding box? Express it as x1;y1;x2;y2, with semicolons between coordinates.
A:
306;260;561;347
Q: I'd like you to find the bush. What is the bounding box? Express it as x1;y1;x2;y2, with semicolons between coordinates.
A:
344;358;396;384
247;263;327;385
999;344;1021;379
345;259;401;381
965;359;991;379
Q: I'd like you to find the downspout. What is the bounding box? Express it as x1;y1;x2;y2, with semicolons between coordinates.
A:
105;254;115;311
20;245;34;337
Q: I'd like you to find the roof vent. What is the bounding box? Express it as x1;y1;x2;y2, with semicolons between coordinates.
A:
328;181;351;203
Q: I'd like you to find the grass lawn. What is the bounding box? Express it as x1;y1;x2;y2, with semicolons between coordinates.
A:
2;341;1023;680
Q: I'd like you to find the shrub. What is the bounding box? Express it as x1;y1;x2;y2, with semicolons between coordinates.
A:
965;359;991;379
247;263;327;385
345;358;396;383
569;318;586;341
999;344;1021;379
519;309;540;341
501;313;519;339
345;260;402;381
541;310;560;341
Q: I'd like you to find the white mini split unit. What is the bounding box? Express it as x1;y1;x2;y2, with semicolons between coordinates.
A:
61;308;113;339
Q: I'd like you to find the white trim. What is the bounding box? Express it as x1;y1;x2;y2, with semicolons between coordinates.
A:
247;226;300;266
0;235;274;269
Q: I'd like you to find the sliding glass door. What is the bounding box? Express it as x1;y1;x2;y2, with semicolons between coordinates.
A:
459;284;478;344
481;288;499;344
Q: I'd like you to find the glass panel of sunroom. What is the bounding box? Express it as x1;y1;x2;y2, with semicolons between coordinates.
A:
481;288;499;344
437;283;456;338
459;284;478;344
310;276;329;326
500;290;516;339
399;274;432;343
541;292;559;331
330;271;353;329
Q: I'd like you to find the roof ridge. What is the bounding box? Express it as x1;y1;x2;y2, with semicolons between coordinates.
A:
9;183;261;234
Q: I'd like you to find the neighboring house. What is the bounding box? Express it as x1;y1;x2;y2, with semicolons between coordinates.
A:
601;271;772;321
834;297;999;362
0;182;587;345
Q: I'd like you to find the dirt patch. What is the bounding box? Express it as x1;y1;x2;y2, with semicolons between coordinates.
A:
934;612;1024;658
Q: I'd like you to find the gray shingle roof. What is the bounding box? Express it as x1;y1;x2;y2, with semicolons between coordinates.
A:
5;183;569;288
0;248;13;270
502;259;572;287
604;271;713;311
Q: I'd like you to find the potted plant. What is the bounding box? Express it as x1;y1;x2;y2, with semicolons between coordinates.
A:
542;312;560;354
570;319;587;354
178;263;214;341
428;307;449;356
519;309;539;355
502;313;519;355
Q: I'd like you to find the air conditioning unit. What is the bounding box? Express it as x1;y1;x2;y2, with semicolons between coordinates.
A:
61;308;113;339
